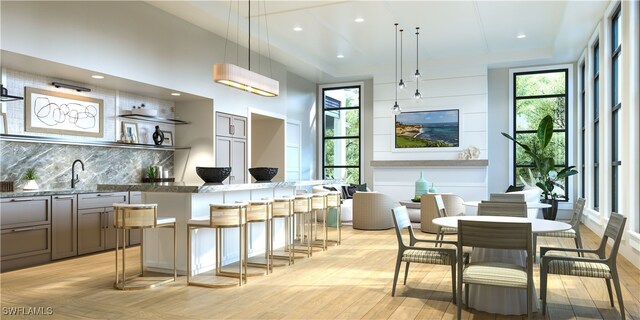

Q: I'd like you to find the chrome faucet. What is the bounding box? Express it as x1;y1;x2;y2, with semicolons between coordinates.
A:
71;159;85;188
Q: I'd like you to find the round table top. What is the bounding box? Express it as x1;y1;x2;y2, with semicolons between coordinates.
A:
432;215;571;233
462;200;551;209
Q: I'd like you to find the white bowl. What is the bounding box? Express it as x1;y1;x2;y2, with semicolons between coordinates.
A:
131;108;158;116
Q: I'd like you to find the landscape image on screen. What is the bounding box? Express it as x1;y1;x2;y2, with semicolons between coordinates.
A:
395;109;459;148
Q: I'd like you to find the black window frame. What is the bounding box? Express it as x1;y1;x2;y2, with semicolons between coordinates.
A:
593;41;600;210
580;62;586;198
610;5;622;215
321;85;362;184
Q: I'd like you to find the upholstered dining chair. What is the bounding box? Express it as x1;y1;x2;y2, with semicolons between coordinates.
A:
353;192;395;230
489;193;526;202
391;206;457;299
540;213;627;319
477;201;527;217
534;198;586;259
456;220;534;319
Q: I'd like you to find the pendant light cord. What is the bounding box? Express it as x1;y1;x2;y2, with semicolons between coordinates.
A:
248;0;251;71
394;23;398;103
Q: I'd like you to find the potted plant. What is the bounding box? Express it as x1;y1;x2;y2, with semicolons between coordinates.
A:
501;115;578;220
22;168;39;190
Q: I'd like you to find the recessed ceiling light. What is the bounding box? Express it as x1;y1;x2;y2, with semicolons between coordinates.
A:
293;26;303;32
337;54;344;59
517;33;527;39
354;18;364;23
171;92;181;96
91;75;104;79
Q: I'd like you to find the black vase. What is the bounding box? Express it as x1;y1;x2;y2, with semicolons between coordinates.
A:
152;126;164;145
541;199;559;220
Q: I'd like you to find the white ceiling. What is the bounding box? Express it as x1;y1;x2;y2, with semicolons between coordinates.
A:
149;0;609;83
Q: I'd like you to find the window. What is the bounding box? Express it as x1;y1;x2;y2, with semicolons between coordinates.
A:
512;69;569;198
593;42;600;210
322;86;361;184
580;62;586;198
610;5;622;215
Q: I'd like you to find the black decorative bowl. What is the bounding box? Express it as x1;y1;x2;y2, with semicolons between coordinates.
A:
196;167;231;183
248;167;278;182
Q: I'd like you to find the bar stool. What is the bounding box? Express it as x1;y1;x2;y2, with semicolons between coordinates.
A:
325;191;342;246
113;203;176;290
271;196;295;266
310;193;328;251
292;194;313;258
245;199;273;275
187;202;247;288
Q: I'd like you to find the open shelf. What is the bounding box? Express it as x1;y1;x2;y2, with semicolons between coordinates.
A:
0;134;190;151
118;114;190;125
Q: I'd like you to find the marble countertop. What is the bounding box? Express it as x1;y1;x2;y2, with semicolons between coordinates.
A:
97;180;339;193
0;188;119;198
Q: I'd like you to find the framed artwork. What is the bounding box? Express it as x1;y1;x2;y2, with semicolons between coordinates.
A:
0;113;7;134
25;87;104;137
393;109;460;150
121;121;139;144
162;130;174;146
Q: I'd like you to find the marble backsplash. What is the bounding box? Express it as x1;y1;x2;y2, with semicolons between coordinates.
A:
1;141;173;190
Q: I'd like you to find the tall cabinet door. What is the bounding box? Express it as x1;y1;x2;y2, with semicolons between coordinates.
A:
51;195;77;260
232;138;247;183
216;136;232;184
77;209;105;255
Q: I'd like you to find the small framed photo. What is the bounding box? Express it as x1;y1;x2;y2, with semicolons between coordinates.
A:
162;130;174;146
121;121;139;144
0;113;7;134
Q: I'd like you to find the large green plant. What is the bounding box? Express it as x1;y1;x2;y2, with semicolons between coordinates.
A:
501;115;577;200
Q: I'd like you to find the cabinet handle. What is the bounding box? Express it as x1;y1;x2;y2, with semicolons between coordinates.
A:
11;198;34;202
96;194;113;197
54;196;75;199
12;227;36;232
230;124;235;135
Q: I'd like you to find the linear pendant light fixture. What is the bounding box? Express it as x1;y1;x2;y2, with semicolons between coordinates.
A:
392;23;401;115
413;27;422;100
213;0;279;97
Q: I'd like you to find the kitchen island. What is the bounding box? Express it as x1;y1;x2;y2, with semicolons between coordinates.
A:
97;180;337;275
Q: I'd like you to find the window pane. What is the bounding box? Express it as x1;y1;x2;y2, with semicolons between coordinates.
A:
594;122;599;163
515;72;566;97
324;167;359;185
612;110;619;161
324;138;359;166
612;9;621;50
324;88;360;108
612;57;620;106
515;97;566;130
594;77;600;119
594;166;599;209
514;132;565;166
612;166;618;213
324;109;359;137
594;44;599;73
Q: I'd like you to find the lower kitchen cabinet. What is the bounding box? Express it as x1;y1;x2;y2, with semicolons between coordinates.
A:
128;192;142;246
77;192;127;255
51;195;78;260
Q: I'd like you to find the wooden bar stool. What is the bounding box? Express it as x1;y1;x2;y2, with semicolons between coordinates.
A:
187;202;247;288
113;203;176;290
246;199;273;275
292;194;313;258
325;191;342;246
271;196;295;266
310;193;328;251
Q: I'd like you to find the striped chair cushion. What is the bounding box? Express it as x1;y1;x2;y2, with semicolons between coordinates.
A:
441;226;458;233
538;229;576;238
547;259;611;279
402;249;453;265
463;262;527;288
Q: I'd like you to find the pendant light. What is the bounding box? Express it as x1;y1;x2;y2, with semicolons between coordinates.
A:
392;23;401;115
398;28;406;90
213;0;279;97
414;27;422;100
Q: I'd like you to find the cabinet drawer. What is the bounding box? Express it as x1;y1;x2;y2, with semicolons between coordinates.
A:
1;225;51;260
0;196;50;228
78;192;128;209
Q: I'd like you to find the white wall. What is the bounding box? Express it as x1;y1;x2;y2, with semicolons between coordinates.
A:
372;67;488;202
0;1;317;182
487;68;511;194
286;72;317;180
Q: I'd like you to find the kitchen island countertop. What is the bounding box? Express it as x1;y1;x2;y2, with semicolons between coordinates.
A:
96;180;339;194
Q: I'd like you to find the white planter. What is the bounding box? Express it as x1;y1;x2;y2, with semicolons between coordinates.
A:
23;180;39;190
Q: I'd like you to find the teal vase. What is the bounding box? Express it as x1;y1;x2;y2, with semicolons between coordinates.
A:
415;171;429;198
428;182;437;194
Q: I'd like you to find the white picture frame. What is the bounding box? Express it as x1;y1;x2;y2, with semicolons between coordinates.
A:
162;130;174;146
0;113;7;134
121;121;139;144
392;108;462;152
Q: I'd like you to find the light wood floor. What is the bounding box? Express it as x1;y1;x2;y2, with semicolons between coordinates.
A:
1;225;638;319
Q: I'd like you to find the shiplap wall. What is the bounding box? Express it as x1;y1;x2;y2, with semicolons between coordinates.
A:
372;67;489;203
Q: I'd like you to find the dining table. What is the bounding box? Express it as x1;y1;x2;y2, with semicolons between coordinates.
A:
432;215;571;315
462;200;551;219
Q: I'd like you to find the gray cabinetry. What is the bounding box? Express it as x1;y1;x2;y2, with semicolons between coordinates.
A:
128;192;142;246
51;195;77;260
0;196;51;271
216;112;247;184
77;192;127;255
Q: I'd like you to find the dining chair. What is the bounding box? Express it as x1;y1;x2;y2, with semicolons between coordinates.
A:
540;212;627;319
456;220;533;319
533;198;586;260
433;194;462;246
477;201;527;217
391;206;457;299
489;193;526;202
